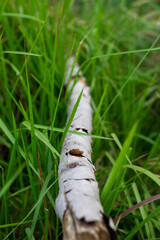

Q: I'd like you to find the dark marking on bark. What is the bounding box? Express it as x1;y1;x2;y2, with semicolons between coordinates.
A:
60;163;88;175
74;128;88;134
82;128;88;133
86;178;95;182
66;189;72;194
66;178;95;182
86;158;93;164
63;178;96;183
74;128;80;131
79;77;87;86
67;162;81;168
69;148;84;157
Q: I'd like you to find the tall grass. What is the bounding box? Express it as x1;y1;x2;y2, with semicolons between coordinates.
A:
0;0;160;239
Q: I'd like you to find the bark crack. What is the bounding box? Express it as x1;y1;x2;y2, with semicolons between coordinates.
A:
74;128;89;134
67;162;85;168
63;178;96;183
69;148;84;157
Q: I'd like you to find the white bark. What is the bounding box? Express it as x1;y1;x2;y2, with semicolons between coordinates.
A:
55;57;117;240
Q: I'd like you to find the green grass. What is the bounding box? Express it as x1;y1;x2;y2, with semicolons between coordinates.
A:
0;0;160;239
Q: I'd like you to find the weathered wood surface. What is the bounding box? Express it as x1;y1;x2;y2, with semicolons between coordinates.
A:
55;57;117;240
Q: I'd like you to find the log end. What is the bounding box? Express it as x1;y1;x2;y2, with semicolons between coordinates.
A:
63;208;116;240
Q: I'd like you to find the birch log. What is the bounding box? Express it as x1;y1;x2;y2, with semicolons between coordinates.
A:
55;57;117;240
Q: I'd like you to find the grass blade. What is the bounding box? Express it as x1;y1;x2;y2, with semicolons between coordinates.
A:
124;164;160;186
124;206;160;240
59;89;83;151
0;162;25;198
22;121;64;162
3;178;57;240
101;122;138;206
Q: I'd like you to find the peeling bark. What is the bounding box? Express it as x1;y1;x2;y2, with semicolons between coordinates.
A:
55;57;117;240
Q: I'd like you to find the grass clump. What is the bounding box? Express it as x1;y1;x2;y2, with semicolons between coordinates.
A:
0;0;160;239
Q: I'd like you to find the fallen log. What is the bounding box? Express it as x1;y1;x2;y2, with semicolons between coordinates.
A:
55;57;117;240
